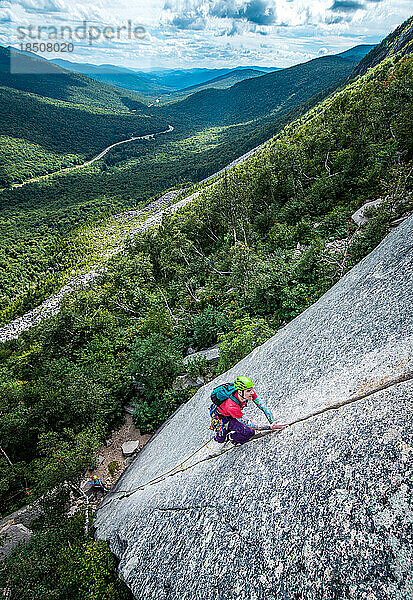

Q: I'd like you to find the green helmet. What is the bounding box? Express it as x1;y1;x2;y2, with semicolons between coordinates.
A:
234;376;254;390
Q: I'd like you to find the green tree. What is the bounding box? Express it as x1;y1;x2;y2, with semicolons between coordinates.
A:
217;317;275;373
128;333;182;401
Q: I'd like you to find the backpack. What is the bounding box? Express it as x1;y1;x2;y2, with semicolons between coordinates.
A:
210;383;242;408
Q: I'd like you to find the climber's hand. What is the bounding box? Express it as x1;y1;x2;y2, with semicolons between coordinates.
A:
270;422;288;431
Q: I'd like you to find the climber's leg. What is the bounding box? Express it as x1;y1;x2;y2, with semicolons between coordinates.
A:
214;415;231;443
227;419;255;444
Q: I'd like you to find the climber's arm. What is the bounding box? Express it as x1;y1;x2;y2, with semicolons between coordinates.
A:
251;394;276;423
251;395;288;431
238;415;270;430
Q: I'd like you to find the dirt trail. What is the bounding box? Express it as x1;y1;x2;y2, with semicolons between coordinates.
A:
88;414;152;491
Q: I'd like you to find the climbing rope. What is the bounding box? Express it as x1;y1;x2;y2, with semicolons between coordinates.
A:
108;435;216;499
104;370;412;504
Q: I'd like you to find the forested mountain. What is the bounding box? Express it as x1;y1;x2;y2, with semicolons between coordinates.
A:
47;60;276;98
46;57;173;98
336;44;375;62
0;46;148;109
183;67;267;90
156;68;267;103
138;66;278;90
0;43;355;313
163;55;357;125
47;48;371;102
0;83;337;318
0;87;169;183
0;46;170;185
0;43;359;192
47;60;279;97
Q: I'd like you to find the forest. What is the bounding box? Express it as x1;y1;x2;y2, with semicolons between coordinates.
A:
0;77;342;323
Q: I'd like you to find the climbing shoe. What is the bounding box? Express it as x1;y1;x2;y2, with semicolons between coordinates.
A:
227;434;241;447
205;439;226;457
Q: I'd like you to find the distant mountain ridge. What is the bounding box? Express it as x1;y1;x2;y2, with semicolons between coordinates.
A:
163;54;358;126
172;68;266;92
0;46;147;110
337;44;375;62
157;68;268;104
7;44;372;100
0;45;169;186
47;60;278;97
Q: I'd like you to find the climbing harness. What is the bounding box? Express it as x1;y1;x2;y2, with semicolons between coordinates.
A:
103;370;412;505
209;403;229;438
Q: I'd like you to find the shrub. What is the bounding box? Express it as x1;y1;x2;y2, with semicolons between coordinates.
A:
128;334;182;401
191;308;230;349
0;509;134;600
217;317;275;374
186;355;210;381
133;388;188;434
107;461;119;477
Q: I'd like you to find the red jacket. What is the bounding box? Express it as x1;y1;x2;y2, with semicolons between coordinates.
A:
217;390;258;419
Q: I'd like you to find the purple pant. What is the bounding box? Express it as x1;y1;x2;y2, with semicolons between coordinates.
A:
215;415;254;444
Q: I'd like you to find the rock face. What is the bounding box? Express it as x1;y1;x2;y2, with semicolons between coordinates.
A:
182;344;221;365
351;15;413;78
351;198;385;225
172;374;204;391
0;524;32;558
121;441;140;457
95;217;413;600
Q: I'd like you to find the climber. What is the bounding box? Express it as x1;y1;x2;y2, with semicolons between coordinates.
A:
91;475;107;494
207;376;288;456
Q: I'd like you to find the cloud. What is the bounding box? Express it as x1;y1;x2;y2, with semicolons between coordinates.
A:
3;0;413;72
329;0;364;12
171;14;206;30
325;14;353;23
208;0;240;20
0;8;12;23
15;0;67;14
243;0;277;25
166;0;277;31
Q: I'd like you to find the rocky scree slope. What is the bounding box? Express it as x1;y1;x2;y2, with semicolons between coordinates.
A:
95;217;413;599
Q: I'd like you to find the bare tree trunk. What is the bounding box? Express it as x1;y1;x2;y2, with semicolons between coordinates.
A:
158;287;179;323
71;483;89;537
0;445;13;467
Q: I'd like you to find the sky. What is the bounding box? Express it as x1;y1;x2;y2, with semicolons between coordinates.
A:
1;0;412;71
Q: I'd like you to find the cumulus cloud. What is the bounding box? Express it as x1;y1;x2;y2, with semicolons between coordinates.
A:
171;13;206;29
325;14;352;23
0;8;13;23
165;0;277;30
329;0;364;13
210;0;277;26
14;0;67;14
243;0;277;25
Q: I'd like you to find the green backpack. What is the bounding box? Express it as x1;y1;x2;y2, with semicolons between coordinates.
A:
210;383;242;408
